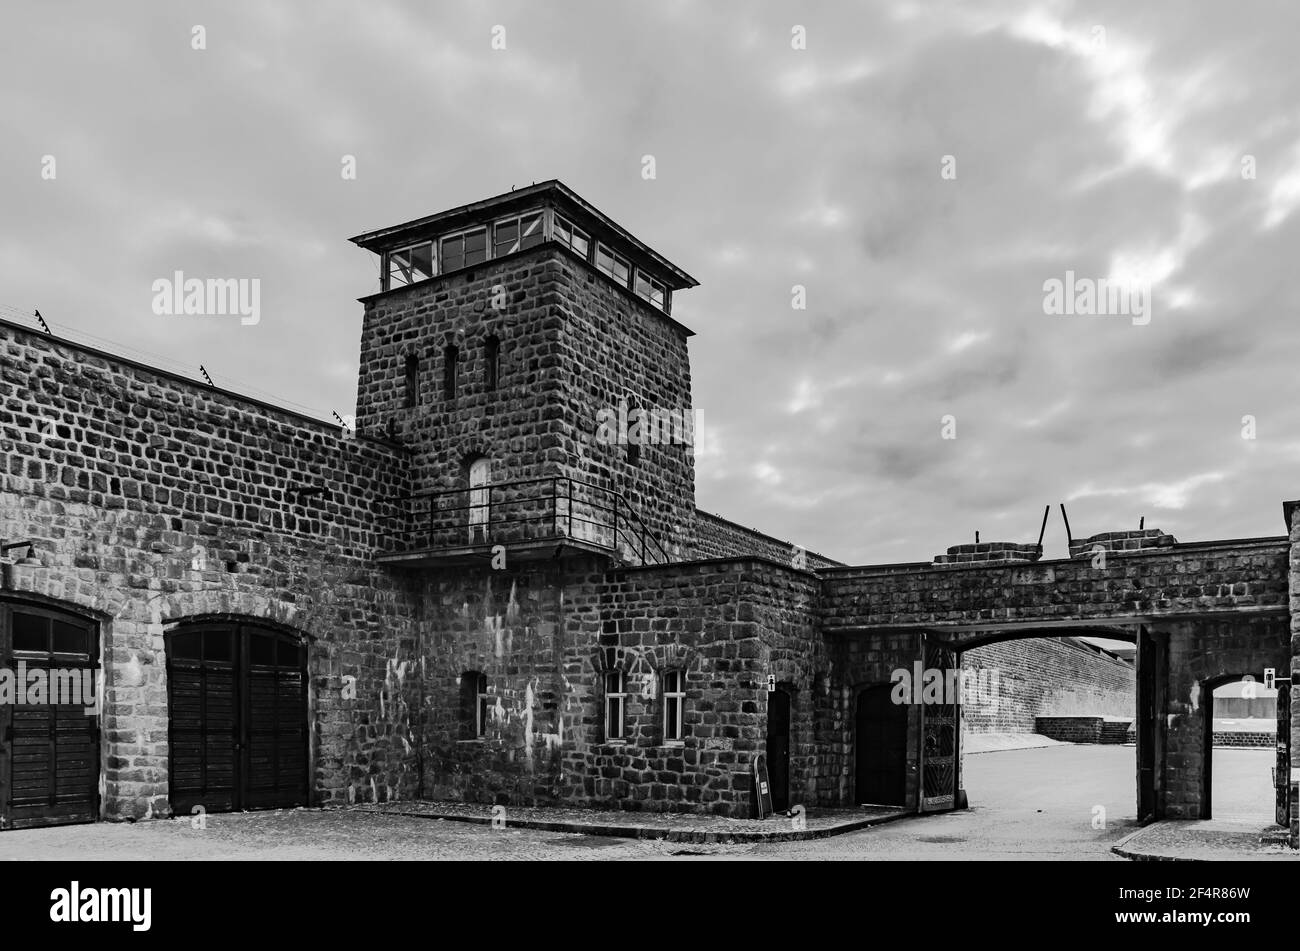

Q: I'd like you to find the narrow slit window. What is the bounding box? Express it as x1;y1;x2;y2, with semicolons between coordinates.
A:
443;344;459;399
484;336;500;390
404;354;419;407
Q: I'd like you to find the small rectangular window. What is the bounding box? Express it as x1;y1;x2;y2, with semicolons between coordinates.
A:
595;244;631;286
441;228;487;273
604;670;626;741
633;271;667;310
387;242;434;289
494;212;544;258
553;214;591;259
663;669;685;741
12;612;47;652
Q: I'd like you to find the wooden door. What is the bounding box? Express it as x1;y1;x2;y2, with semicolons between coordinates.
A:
168;623;307;815
921;640;957;811
468;457;491;543
0;603;100;830
1277;681;1291;827
855;684;907;806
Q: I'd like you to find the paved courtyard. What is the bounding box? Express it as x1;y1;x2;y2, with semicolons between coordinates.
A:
0;745;1281;860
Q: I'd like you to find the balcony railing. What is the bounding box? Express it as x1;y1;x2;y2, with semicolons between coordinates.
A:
379;476;670;567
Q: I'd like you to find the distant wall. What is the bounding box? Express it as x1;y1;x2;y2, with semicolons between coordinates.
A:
962;637;1135;734
691;510;842;570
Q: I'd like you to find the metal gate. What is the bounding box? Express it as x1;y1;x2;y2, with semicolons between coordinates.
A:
920;638;957;811
0;602;100;830
167;623;308;814
1277;680;1291;828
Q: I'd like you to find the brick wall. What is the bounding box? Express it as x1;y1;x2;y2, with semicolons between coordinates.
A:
961;637;1134;733
0;319;422;818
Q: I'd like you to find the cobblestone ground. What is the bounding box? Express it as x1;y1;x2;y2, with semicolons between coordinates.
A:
0;746;1279;860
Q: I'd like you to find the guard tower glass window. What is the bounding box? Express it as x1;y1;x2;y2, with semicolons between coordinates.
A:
493;212;544;258
604;670;626;741
633;271;667;311
440;227;487;273
387;242;434;289
553;214;591;258
663;670;685;742
595;244;631;286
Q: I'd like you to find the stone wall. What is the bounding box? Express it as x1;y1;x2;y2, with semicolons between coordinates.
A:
420;555;823;818
0;319;422;818
693;509;842;570
1034;716;1133;743
961;637;1134;733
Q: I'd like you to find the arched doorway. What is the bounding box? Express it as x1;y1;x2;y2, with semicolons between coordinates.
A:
766;687;791;812
855;683;908;806
468;457;491;543
0;600;100;829
167;621;308;814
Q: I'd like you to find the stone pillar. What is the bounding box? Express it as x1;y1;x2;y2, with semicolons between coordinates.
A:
1285;501;1300;847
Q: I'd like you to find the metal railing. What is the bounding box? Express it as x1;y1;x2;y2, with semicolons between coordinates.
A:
379;476;670;567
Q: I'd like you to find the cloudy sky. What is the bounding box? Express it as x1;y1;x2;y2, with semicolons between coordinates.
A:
3;0;1299;565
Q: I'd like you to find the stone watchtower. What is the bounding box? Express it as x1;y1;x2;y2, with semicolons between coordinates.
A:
349;181;700;564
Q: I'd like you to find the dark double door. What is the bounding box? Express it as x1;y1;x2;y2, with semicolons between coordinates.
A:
0;603;100;829
856;684;908;806
167;623;308;814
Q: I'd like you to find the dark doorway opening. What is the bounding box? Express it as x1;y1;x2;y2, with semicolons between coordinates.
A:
856;683;908;806
1203;674;1280;824
167;622;309;814
766;687;791;812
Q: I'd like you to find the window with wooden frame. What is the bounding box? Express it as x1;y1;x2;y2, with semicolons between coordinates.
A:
604;669;626;741
552;213;591;259
595;243;631;287
493;211;544;258
386;241;434;290
662;669;686;742
440;227;488;273
460;671;489;738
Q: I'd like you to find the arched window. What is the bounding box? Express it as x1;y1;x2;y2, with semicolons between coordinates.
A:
484;335;500;391
404;354;419;408
443;344;459;399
